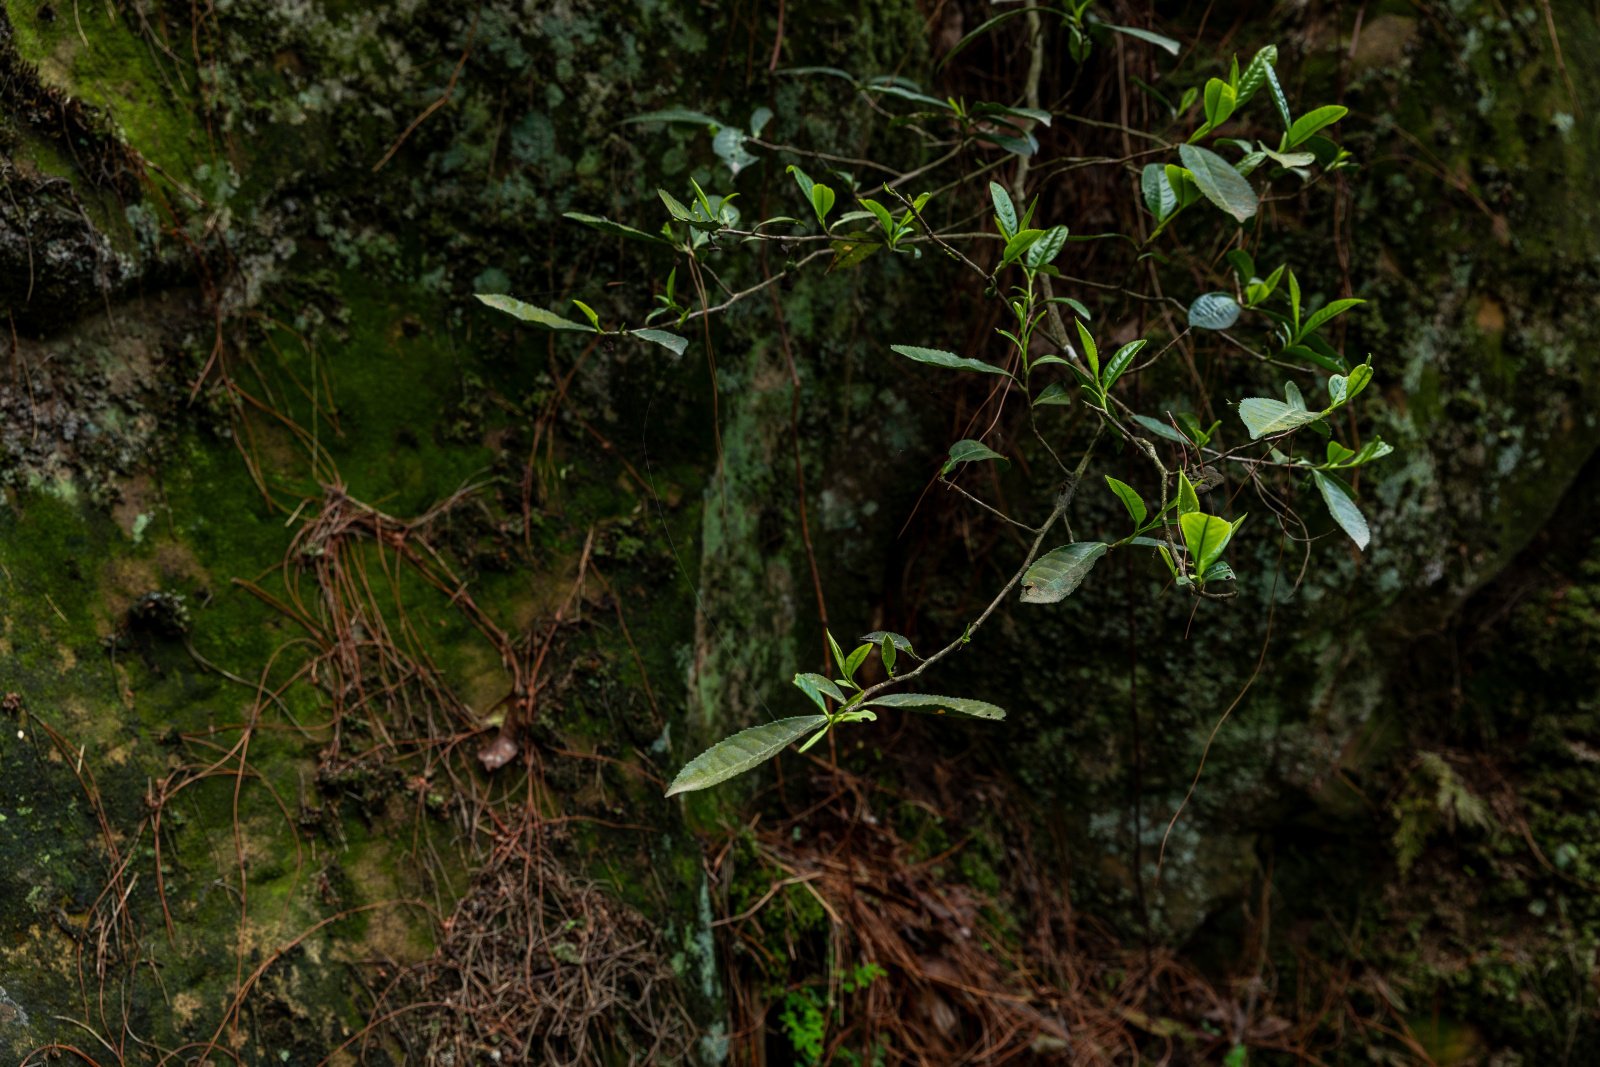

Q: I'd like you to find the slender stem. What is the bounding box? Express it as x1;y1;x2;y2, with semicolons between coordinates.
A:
858;425;1102;703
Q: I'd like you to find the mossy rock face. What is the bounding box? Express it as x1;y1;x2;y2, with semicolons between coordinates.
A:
0;0;1596;1061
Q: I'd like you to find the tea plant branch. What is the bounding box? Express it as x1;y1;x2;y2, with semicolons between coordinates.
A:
943;477;1041;534
680;247;831;323
856;424;1103;704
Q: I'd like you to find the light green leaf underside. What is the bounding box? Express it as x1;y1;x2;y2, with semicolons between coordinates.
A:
1020;542;1109;604
1177;143;1257;223
475;293;591;331
1313;470;1370;550
630;328;689;355
1237;396;1321;438
866;693;1006;720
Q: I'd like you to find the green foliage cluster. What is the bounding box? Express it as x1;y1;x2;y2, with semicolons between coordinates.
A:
478;19;1392;799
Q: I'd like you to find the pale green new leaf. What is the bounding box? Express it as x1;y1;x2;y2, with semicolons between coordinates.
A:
1102;339;1147;390
1180;512;1237;576
1286;105;1347;148
793;672;846;712
665;715;829;796
1106;476;1147;526
866;693;1006;720
890;344;1012;377
1177;469;1201;516
1020;542;1109;604
1025;225;1070;267
1178;143;1257;223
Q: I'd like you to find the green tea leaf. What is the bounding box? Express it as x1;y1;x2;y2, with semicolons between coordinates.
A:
1313;470;1370;550
990;181;1018;238
475;293;590;331
1286;105;1348;148
1032;382;1074;407
1177;469;1201;516
861;631;917;658
630;328;688;356
843;642;873;681
1026;225;1070;267
563;212;672;246
1142;162;1177;220
1106;476;1147;526
890;344;1013;377
1106;24;1181;55
1002;227;1046;265
665;715;829;796
626;107;722;127
1178;143;1257;223
1300;297;1364;339
943;438;1007;474
1075;320;1100;377
866;693;1006;720
1020;542;1109;604
1102;339;1147;389
1132;414;1190;443
1188;291;1242;330
793;672;846;712
1180;512;1237;576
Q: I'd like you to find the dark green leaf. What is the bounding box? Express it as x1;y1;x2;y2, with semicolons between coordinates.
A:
626;108;722;127
563;212;672;246
1264;64;1292;129
1033;382;1074;407
1020;542;1109;604
665;715;829;796
890;344;1012;377
939;7;1034;67
861;631;917;658
943;438;1008;474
